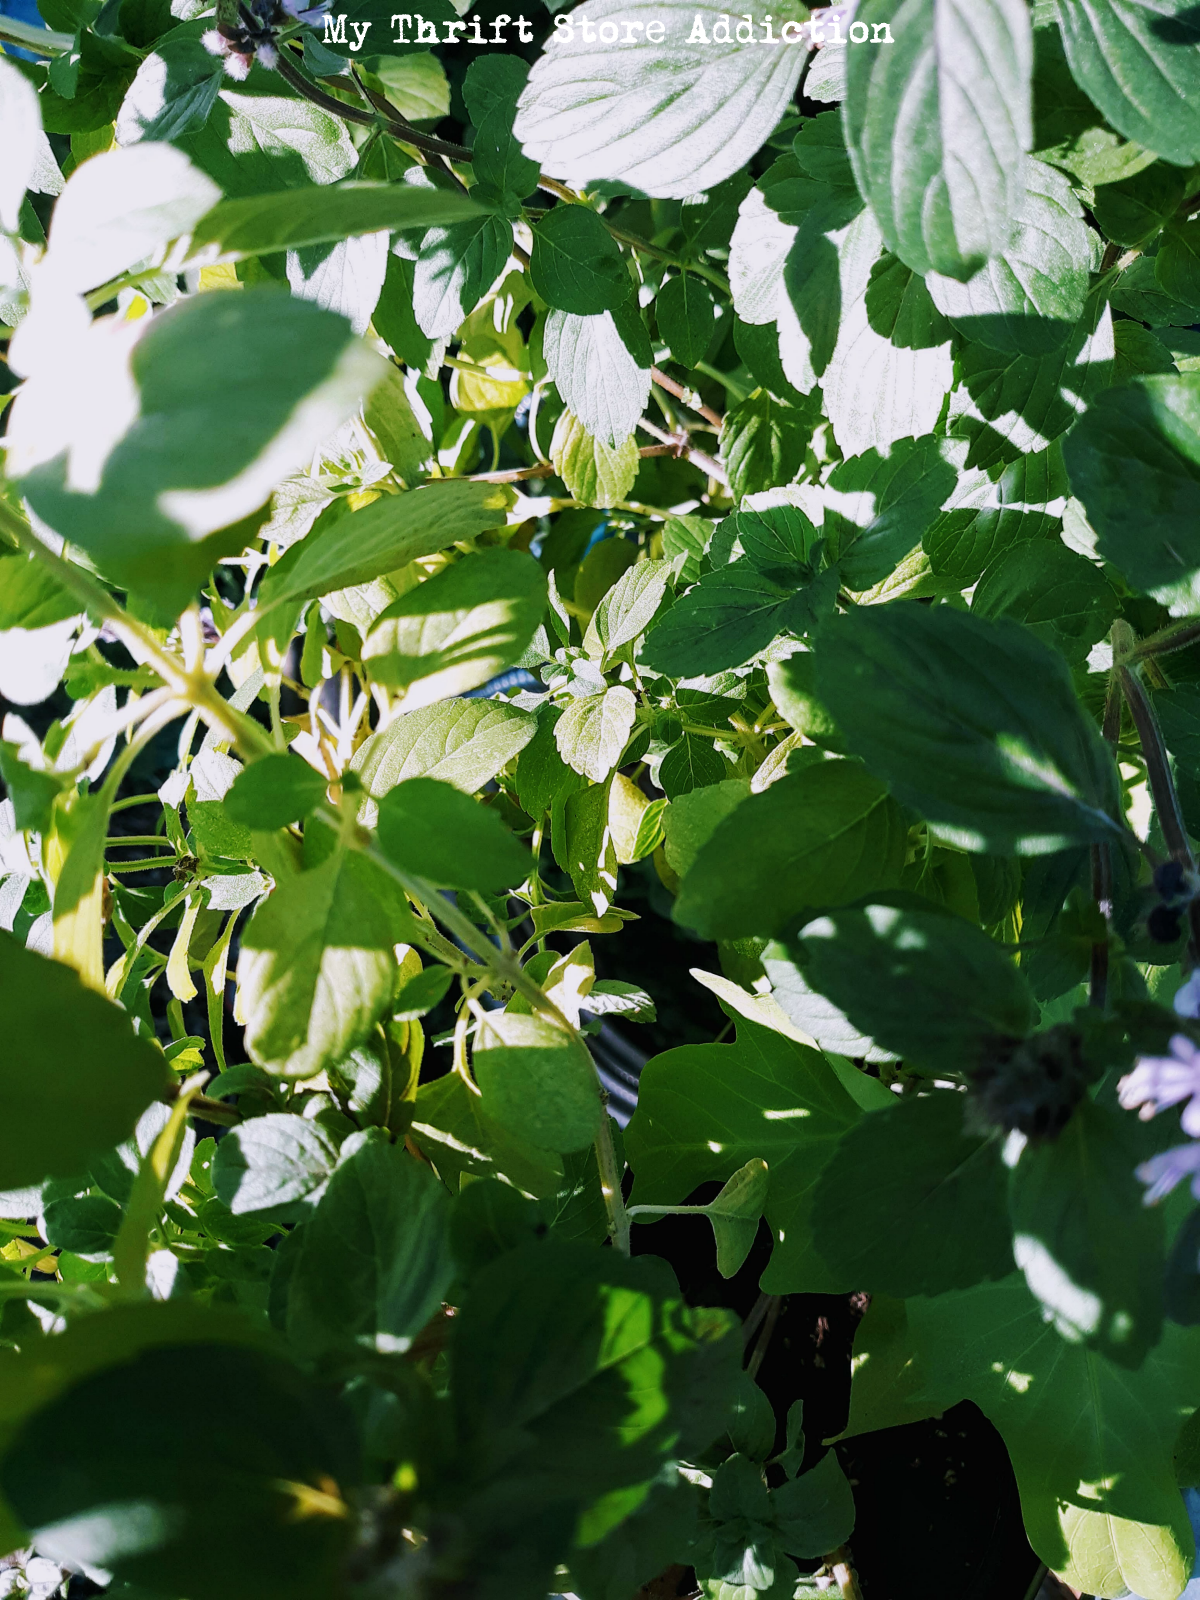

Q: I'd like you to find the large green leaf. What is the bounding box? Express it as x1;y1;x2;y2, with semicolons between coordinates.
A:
1063;372;1200;614
947;300;1115;471
0;933;169;1189
530;204;631;315
236;850;401;1078
377;776;529;891
362;548;547;704
542;304;652;448
1055;0;1200;167
8;290;384;618
284;1136;454;1356
786;900;1037;1068
473;1012;603;1154
626;1013;862;1293
349;698;537;823
211;1112;339;1215
925;160;1099;354
259;481;514;614
412;214;514;339
1008;1098;1164;1369
812;1091;1014;1295
844;0;1034;281
642;564;836;677
179;84;356;198
815;604;1124;853
514;0;806;199
819;434;958;591
971;540;1118;666
879;1278;1200;1600
822;209;954;457
450;1238;739;1559
191;180;480;259
0;1336;357;1600
924;441;1070;585
673;761;908;939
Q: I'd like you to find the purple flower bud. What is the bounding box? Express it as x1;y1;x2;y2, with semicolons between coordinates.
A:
1136;1142;1200;1205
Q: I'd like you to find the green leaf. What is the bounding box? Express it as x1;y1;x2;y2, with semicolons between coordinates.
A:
819;434;958;591
626;1013;862;1293
1112;254;1200;329
812;1089;1014;1295
788;899;1037;1067
822;210;954;457
466;58;539;215
550;411;640;508
224;755;327;832
662;780;752;881
543;305;652;448
285;1136;453;1355
1055;0;1200;167
925;160;1098;354
657;274;717;368
844;0;1033;281
946;300;1115;471
563;780;619;914
1093;162;1188;248
815;604;1124;853
721;390;813;501
38;141;218;296
451;1237;738;1566
674;762;908;940
178;82;356;197
1;933;169;1189
584;559;670;663
361;548;547;704
770;1451;856;1558
897;1277;1200;1599
0;742;68;834
530;204;631;315
191;181;478;259
474;1011;603;1154
0;1336;357;1600
0;553;79;630
42;1194;122;1258
259;481;515;613
412;213;514;339
10;289;385;619
412;1068;563;1198
704;1158;770;1278
925;441;1070;585
513;0;805;198
1158;218;1200;308
1008;1098;1164;1368
1063;372;1200;614
643;565;835;679
555;686;637;784
377;776;529;891
211;1112;339;1215
971;540;1118;665
349;698;537;824
236;850;400;1078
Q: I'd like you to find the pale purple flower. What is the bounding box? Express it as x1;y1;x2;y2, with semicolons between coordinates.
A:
1177;972;1200;1020
1118;1035;1200;1135
1135;1143;1200;1205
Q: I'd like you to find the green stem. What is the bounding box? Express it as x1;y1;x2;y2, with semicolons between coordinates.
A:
1118;659;1194;869
0;15;72;51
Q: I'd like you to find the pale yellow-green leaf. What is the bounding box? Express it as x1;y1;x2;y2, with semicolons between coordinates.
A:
551;410;639;508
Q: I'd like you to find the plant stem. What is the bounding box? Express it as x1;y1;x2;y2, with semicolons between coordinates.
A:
1132;618;1200;662
1090;674;1122;1010
651;366;725;430
827;1548;865;1600
637;416;727;485
0;15;72;51
594;1110;631;1255
1118;660;1194;870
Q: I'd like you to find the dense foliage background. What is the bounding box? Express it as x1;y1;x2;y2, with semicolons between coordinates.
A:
2;0;1200;1597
